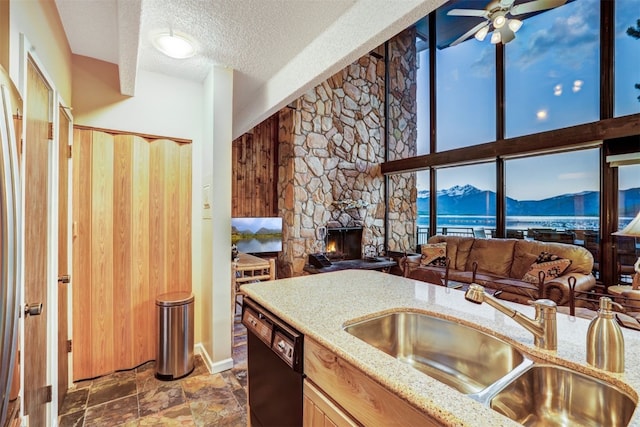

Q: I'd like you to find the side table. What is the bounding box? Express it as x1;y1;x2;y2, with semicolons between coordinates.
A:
607;285;640;312
607;285;633;298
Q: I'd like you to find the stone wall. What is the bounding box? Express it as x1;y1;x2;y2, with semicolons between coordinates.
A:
387;27;418;253
277;29;418;276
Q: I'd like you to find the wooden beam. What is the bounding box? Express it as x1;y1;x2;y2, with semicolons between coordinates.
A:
381;114;640;174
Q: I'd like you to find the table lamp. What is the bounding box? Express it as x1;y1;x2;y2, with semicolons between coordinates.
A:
613;210;640;290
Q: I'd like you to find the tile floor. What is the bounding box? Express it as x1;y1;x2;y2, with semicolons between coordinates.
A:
58;314;248;427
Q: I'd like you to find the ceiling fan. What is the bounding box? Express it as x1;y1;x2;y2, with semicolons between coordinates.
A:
448;0;567;46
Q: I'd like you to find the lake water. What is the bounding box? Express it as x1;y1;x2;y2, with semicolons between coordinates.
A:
417;215;635;231
236;237;282;253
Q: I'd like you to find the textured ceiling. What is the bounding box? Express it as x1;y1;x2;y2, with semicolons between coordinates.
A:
54;0;446;137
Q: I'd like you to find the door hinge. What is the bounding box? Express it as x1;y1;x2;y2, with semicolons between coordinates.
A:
66;340;72;353
45;385;52;403
19;138;23;155
48;122;54;140
68;145;72;158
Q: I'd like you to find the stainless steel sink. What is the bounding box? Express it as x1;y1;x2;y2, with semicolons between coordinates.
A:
490;365;637;427
344;311;529;395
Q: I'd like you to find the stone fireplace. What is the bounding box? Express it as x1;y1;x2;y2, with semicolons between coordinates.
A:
275;28;417;277
325;226;363;260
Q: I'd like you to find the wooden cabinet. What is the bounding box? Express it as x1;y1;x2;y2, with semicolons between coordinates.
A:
304;337;439;427
304;379;359;427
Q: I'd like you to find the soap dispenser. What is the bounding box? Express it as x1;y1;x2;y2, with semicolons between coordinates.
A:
586;297;624;373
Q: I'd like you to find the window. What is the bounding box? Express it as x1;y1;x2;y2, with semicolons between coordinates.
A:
416;40;430;156
414;169;431;245
505;0;600;138
435;163;496;238
382;1;636;283
505;149;600;244
436;20;495;151
614;0;640;117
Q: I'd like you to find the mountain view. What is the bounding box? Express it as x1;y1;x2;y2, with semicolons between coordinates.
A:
231;225;282;237
417;185;640;217
231;217;283;254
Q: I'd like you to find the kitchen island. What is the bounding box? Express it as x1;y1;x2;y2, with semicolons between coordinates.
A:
242;269;640;426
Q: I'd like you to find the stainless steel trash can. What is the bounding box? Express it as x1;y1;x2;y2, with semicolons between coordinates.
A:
156;291;194;380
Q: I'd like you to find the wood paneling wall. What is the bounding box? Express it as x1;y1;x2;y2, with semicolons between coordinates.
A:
232;114;278;217
72;129;191;380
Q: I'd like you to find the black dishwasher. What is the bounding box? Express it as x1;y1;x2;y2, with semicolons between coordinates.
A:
242;297;303;427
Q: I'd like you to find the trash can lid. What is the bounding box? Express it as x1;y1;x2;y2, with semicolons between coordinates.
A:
156;291;194;306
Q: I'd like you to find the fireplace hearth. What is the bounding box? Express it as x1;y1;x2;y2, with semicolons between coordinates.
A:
325;227;363;260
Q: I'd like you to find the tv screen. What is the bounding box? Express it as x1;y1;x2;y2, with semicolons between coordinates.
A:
231;217;283;253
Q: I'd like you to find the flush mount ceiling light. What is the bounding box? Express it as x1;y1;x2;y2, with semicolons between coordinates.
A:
448;0;567;47
152;30;196;59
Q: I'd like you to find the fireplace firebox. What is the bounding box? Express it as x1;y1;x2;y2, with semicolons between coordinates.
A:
325;227;363;260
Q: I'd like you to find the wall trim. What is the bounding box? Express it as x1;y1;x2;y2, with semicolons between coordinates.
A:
194;343;233;374
73;124;192;144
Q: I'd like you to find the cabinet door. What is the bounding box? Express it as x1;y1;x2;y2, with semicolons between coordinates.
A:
304;338;439;426
303;380;360;427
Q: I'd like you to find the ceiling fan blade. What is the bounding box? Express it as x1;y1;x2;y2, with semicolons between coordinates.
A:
510;0;567;15
450;21;490;47
447;8;490;18
500;0;516;7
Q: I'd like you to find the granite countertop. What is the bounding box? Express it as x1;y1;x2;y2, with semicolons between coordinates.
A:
242;270;640;427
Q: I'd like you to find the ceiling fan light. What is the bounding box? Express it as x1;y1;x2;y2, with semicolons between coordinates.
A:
475;26;489;41
490;31;501;44
153;31;196;59
508;19;523;33
499;25;516;44
493;14;507;29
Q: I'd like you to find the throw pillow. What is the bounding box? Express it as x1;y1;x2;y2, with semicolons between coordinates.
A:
522;252;571;284
420;242;447;267
535;251;563;263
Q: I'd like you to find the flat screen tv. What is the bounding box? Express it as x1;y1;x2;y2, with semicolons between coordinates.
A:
232;217;283;253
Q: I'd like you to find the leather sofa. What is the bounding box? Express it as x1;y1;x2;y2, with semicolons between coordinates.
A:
403;235;596;305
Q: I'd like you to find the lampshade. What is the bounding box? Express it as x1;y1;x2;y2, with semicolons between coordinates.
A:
613;210;640;290
508;19;523;33
490;31;501;44
613;211;640;236
475;26;489;41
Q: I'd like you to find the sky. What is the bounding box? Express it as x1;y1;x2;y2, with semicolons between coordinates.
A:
231;217;282;234
415;0;640;201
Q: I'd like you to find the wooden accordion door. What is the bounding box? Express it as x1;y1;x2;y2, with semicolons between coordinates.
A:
72;129;191;380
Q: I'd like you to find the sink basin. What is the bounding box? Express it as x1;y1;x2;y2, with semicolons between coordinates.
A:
490;365;637;427
344;311;528;395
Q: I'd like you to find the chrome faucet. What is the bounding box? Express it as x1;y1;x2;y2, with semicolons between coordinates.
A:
465;284;557;351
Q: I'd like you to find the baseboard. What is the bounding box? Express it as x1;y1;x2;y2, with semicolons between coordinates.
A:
194;343;234;374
